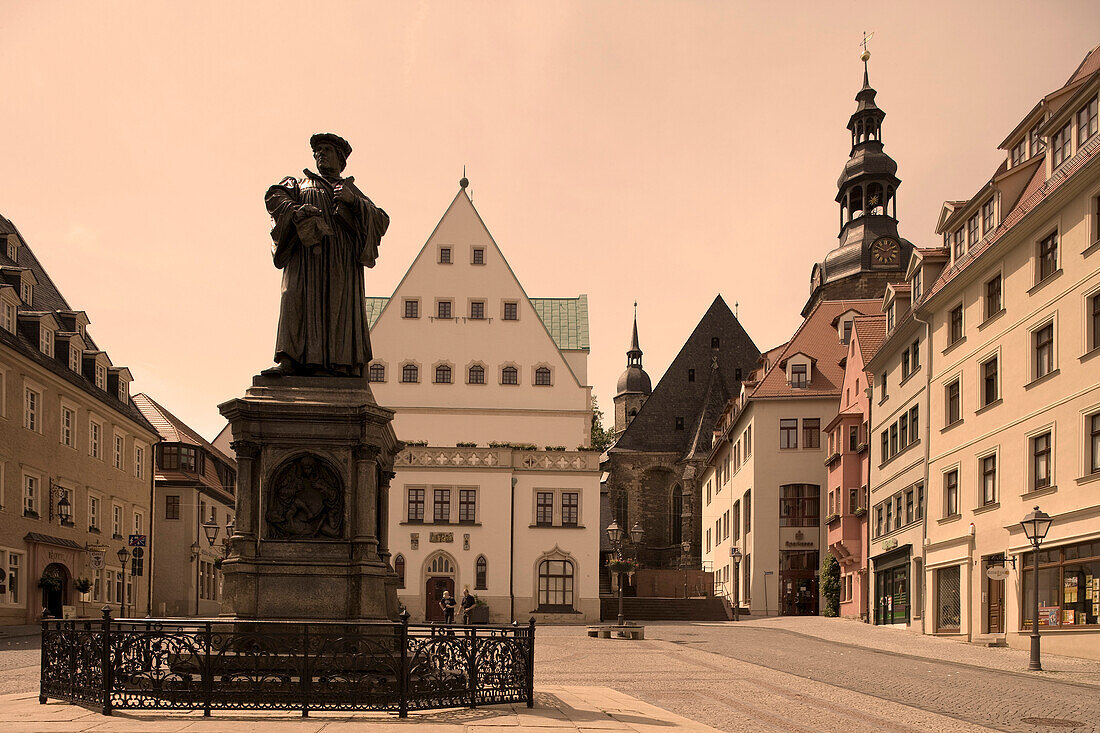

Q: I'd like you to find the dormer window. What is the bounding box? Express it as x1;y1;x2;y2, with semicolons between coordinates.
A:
20;282;32;304
841;320;853;344
118;380;128;401
952;228;965;260
1;301;14;332
1030;121;1046;156
1052;122;1072;167
887;305;895;331
5;238;15;261
981;199;995;234
911;270;922;300
1079;94;1098;147
1010;139;1026;167
95;364;107;390
39;325;53;357
69;346;81;372
791;364;808;389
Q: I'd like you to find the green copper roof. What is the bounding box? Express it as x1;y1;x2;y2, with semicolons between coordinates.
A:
364;295;589;352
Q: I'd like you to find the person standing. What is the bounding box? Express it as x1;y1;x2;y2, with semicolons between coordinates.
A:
460;588;477;624
439;590;456;624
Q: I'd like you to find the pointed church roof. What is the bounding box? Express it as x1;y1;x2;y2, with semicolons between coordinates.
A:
610;295;760;457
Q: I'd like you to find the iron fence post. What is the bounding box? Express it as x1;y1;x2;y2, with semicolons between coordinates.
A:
69;620;78;703
467;626;477;708
38;616;48;704
301;623;310;717
526;618;535;708
202;621;212;717
398;609;409;718
100;606;113;716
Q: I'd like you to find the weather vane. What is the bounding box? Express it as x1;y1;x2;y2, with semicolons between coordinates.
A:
861;30;874;61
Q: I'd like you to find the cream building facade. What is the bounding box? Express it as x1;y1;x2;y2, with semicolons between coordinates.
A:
909;47;1100;658
0;216;158;624
701;299;879;617
365;183;600;623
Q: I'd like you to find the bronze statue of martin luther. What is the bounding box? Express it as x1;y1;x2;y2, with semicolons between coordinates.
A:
263;133;389;377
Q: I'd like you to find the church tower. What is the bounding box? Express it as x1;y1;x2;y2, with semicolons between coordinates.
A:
613;306;651;435
804;48;912;316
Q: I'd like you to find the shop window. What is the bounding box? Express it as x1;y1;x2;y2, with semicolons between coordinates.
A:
936;565;961;632
1021;540;1100;629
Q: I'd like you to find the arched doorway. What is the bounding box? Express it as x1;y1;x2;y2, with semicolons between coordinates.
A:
423;552;456;623
41;563;69;619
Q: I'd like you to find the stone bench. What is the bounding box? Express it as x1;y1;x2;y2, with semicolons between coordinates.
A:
586;625;644;640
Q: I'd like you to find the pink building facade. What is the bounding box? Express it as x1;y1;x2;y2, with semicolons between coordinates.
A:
823;314;885;619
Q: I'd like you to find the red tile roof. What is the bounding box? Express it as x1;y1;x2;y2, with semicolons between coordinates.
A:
852;314;888;364
132;393;235;466
750;299;881;400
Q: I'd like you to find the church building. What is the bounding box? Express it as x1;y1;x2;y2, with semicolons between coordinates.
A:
365;180;601;623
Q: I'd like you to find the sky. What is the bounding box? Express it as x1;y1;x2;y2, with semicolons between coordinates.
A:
2;2;1098;440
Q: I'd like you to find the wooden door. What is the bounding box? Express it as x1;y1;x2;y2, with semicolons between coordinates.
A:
425;576;454;622
987;576;1005;634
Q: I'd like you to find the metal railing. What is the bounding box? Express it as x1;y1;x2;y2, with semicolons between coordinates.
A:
40;607;534;718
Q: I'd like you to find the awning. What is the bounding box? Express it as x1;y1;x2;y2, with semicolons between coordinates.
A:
23;532;85;550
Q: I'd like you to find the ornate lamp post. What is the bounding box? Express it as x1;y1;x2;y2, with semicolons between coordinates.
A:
47;481;72;526
1020;506;1053;672
116;547;131;618
606;521;643;626
730;546;743;622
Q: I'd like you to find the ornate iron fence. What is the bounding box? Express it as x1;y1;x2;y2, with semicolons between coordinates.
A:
40;608;534;718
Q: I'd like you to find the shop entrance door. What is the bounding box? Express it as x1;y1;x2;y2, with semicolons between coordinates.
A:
779;550;819;616
987;575;1005;634
41;563;68;619
874;563;910;625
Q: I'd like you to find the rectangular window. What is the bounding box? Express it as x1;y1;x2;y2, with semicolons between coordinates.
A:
89;496;100;530
880;372;887;399
24;387;39;432
953;228;965;259
39;327;53;356
982;357;998;407
403;299;419;319
469;301;485;320
745;426;751;457
179;445;197;472
981;454;997;506
985;275;1002;320
949;305;963;345
1091;413;1100;475
439;247;451;264
981;199;995;234
881;430;889;462
407;488;424;522
1030;121;1045;156
842;320;853;344
875;506;884;537
503;302;518;321
472;247;485;265
5;551;22;605
1034;323;1054;379
133;511;144;535
114;434;124;470
1091;293;1100;352
946;380;961;425
905;490;914;525
23;475;37;516
437;300;452;319
1052;122;1072;167
1079;94;1098;145
135;446;144;479
909;405;919;442
705;529;711;553
790;364;807;388
898;412;908;448
95;364;106;390
165;495;180;520
967;215;979;246
848;425;859;451
536;492;554;526
885;499;892;532
849;488;859;514
889;423;898;457
1011;139;1026;166
562;492;579;526
1032;432;1052;490
743;491;751;534
433;489;450;523
779;419;798;449
1038;232;1058;282
941;468;959;512
61;406;74;447
89;420;101;458
779;484;819;527
910;339;920;372
459;489;477;523
901;347;911;379
112;505;122;537
802;418;820;449
732;502;741;540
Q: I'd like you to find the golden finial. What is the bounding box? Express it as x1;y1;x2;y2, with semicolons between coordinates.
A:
860;31;874;62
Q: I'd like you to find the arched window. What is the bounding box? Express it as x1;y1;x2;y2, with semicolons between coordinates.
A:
401;364;419;383
867;183;884;216
434;364;452;384
468;364;485;384
368;363;385;382
849;186;864;219
427;554;453;574
670;486;683;545
475;555;487;590
534;367;551;386
614;492;628;529
501;366;518;385
537;559;574;610
394;554;406;589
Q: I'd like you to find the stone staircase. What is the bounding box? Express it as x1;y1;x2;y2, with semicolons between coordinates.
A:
599;596;730;622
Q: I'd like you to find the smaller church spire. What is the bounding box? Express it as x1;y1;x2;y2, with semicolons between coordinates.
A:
627;302;642;368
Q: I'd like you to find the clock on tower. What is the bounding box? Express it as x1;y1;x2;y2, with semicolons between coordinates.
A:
871;237;900;267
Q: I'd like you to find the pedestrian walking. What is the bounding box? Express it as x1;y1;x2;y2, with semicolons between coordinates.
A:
440;590;456;624
460;587;476;624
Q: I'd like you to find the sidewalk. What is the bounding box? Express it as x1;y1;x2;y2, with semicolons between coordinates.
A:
0;625;40;641
731;615;1100;686
0;687;720;732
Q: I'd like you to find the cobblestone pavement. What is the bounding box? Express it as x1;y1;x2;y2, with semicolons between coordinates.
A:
0;635;38;696
535;623;1100;732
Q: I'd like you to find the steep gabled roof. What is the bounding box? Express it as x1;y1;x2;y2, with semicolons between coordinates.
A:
132;393;235;466
611;295;760;457
750;299;880;400
852;314;888;365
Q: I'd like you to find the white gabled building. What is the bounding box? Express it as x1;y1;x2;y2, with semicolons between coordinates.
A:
365;181;600;624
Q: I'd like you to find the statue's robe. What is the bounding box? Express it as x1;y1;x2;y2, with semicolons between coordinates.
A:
266;169;389;372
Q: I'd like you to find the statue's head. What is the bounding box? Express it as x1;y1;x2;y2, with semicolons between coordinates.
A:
310;133;352;177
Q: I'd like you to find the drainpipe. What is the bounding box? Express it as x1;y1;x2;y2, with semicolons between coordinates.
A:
509;476;516;623
146;437;159;617
863;385;873;624
912;310;933;635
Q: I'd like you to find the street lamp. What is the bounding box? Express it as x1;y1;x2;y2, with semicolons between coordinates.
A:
202;521;220;546
116;547;131;618
730;546;743;622
47;481;72;526
1021;505;1053;672
606;521;642;627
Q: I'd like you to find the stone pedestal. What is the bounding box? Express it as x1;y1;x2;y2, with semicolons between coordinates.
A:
218;375;402;620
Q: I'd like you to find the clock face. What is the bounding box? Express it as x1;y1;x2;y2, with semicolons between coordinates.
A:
872;237;900;266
